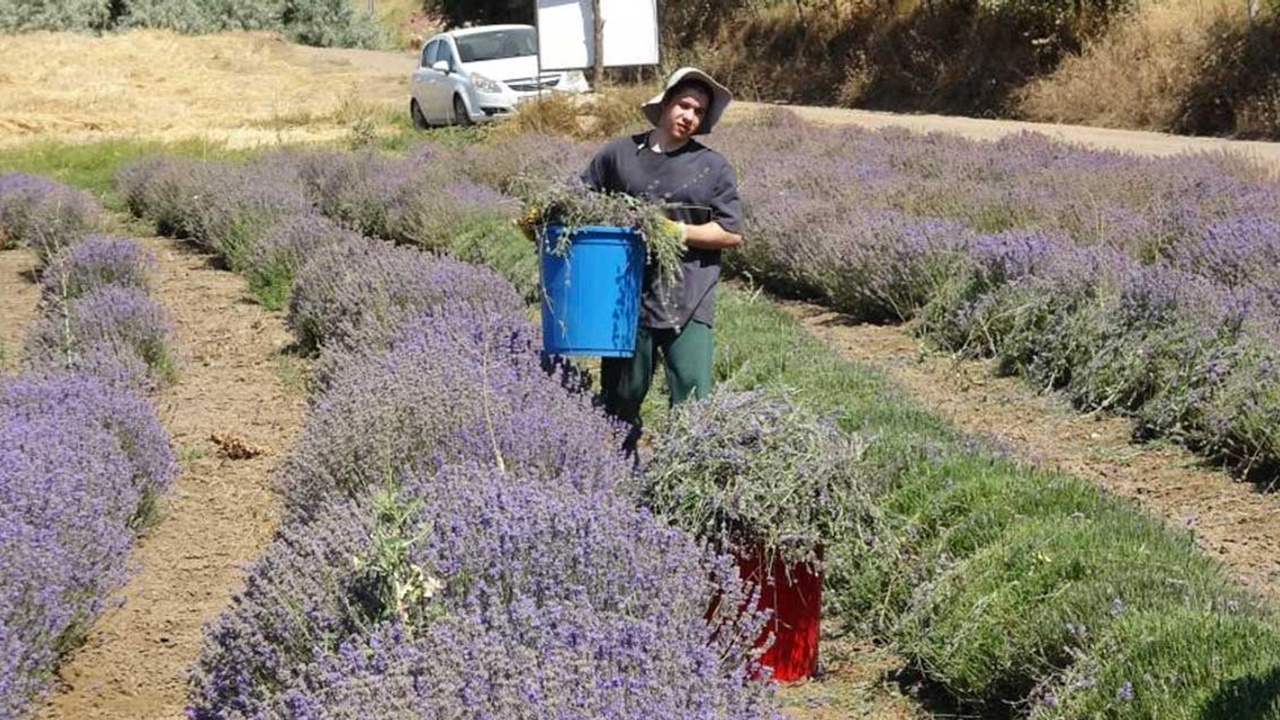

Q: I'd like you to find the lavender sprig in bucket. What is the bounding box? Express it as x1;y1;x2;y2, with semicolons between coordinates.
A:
510;176;687;287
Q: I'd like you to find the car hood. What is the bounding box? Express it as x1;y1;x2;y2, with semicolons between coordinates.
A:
465;56;543;82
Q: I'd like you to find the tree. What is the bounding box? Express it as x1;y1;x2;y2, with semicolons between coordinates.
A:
430;0;532;26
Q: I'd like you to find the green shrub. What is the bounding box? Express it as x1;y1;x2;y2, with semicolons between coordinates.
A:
0;0;112;32
121;0;284;33
282;0;381;49
119;0;222;34
898;511;1236;704
1;0;382;48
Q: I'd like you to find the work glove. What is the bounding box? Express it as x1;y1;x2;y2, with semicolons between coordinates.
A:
656;216;688;242
516;206;541;244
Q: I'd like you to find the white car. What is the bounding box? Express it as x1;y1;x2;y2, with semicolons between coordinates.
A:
410;24;590;128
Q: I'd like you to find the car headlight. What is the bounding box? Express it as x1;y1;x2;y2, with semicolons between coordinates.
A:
470;73;503;94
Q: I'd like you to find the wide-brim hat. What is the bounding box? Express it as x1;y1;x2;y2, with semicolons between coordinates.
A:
642;67;732;136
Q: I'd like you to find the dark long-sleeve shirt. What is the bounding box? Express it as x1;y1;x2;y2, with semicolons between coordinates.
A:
582;131;743;329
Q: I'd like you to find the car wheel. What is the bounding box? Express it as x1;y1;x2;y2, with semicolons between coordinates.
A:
452;95;473;126
410;99;429;130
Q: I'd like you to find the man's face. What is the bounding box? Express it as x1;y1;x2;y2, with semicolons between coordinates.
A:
659;87;710;141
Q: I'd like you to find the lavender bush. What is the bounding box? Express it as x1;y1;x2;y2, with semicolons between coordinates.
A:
0;373;177;518
26;285;177;391
286;237;520;355
286;150;405;238
0;372;177;716
192;464;774;719
179;163;311;270
284;299;624;516
0;173;62;249
115;158;310;270
40;234;156;302
0;172;101;260
242;213;361;310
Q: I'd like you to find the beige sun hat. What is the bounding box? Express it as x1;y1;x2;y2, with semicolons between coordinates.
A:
642;67;732;135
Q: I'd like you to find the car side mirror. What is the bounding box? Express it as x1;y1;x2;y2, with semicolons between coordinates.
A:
432;60;451;74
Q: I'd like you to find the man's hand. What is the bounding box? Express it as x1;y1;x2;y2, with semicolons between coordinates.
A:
683;221;742;250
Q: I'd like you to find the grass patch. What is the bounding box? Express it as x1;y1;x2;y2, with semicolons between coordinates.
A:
492;85;654;142
274;350;314;398
0;137;240;206
177;443;209;465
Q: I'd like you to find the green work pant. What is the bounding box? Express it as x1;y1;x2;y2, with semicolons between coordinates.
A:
601;320;714;434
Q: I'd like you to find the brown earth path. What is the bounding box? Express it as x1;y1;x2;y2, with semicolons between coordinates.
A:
37;234;304;720
784;301;1280;603
728;102;1280;174
0;248;39;372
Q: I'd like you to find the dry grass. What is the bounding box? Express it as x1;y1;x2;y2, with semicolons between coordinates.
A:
492;83;656;142
697;0;1077;117
1019;0;1241;129
0;29;413;148
1019;0;1280;137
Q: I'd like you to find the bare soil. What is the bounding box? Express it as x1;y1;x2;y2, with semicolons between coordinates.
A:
36;235;304;720
0;248;39;372
784;302;1280;603
780;639;926;720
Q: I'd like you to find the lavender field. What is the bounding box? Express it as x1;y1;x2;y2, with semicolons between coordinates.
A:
0;175;177;717
119;112;1280;482
96;113;1280;718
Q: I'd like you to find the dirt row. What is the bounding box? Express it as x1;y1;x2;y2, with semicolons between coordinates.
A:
0;249;38;372
0;236;303;720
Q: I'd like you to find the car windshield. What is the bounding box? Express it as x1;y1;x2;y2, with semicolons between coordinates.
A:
455;28;537;63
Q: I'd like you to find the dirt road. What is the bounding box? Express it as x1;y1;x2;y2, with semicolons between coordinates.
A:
727;102;1280;172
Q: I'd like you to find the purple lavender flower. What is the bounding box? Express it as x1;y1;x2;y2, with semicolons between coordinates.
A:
286;236;521;355
0;371;176;716
0;173;101;256
242;213;362;309
40;234;156;302
26;285;177;391
283;298;625;516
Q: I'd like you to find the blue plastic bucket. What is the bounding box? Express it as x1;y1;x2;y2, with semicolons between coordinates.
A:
540;224;644;357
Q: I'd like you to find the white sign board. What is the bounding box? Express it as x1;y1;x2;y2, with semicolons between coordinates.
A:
536;0;659;70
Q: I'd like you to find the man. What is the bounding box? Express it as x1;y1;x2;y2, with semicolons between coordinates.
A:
581;67;744;450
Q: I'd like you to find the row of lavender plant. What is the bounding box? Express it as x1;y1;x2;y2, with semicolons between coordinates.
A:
0;174;178;717
112;160;780;717
709;110;1280;480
